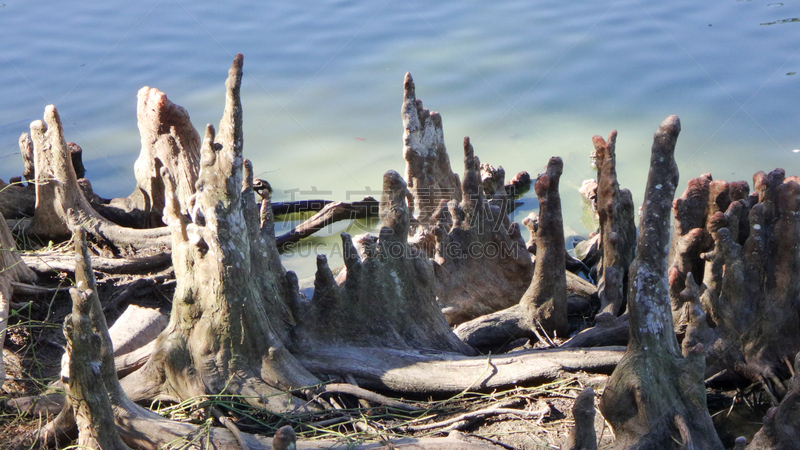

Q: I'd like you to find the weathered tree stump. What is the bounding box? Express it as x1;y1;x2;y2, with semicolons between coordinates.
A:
599;116;723;449
63;229;131;449
592;131;635;316
120;54;318;414
452;157;590;349
402;72;462;228
92;87;202;229
520;156;568;338
292;170;473;355
23;104;171;248
430;138;533;325
674;169;800;401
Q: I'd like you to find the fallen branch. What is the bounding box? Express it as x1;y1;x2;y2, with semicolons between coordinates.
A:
272;199;334;216
315;383;421;412
9;281;68;296
404;404;550;433
276;196;379;251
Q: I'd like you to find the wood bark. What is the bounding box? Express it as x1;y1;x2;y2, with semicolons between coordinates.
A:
63;229;131;449
291;170;474;355
748;353;800;449
599;115;723;449
297;345;623;394
109;86;202;228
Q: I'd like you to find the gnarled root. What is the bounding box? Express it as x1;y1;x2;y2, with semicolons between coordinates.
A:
669;169;800;399
297;345;623;395
291;170;474;355
400;75;533;325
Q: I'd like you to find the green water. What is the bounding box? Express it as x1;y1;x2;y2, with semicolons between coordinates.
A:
1;1;799;276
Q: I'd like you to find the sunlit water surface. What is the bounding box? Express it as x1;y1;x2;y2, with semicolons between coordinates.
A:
2;1;799;276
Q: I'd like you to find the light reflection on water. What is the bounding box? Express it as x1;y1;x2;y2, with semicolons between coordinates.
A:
1;1;799;277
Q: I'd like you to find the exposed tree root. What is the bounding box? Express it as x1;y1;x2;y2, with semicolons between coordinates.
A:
22;250;171;275
561;313;629;349
297;345;623;394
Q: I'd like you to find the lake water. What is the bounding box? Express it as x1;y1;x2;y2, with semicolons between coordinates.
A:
2;1;799;277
